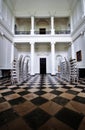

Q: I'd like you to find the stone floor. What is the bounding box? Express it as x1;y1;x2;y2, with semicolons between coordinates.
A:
0;74;85;130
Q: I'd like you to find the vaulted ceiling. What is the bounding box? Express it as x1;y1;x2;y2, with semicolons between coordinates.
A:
10;0;77;17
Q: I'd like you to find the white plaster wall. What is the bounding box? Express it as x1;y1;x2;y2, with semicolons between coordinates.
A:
35;18;50;32
34;53;51;74
67;45;71;60
14;46;18;60
1;0;13;31
15;18;31;31
34;43;51;74
55;43;68;73
72;35;85;68
14;42;69;74
15;43;31;73
54;18;70;31
13;0;75;17
0;35;12;69
71;0;83;32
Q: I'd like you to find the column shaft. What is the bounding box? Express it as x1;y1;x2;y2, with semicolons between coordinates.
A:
51;42;55;75
31;43;35;75
51;16;55;35
71;43;75;59
82;0;85;16
31;16;34;34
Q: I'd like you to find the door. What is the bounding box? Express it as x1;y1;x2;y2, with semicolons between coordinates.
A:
40;58;46;74
39;28;46;34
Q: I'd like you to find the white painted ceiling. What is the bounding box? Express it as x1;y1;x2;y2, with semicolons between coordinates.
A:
10;0;77;17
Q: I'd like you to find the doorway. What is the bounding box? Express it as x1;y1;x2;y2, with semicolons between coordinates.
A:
40;58;46;74
39;28;46;34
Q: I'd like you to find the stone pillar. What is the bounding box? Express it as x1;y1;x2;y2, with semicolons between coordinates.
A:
70;16;73;33
71;42;75;59
12;17;15;34
51;16;55;35
0;0;2;19
31;42;35;75
31;16;34;35
51;42;56;75
82;0;85;16
11;43;14;66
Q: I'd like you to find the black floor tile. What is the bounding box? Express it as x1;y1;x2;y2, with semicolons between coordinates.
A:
66;90;79;95
31;97;48;106
37;87;46;89
82;89;85;93
73;96;85;104
50;90;62;95
34;90;46;96
49;86;57;89
24;108;51;129
22;87;29;90
18;91;30;96
11;87;20;90
55;107;84;129
52;96;69;106
0;97;6;103
0;108;19;126
63;86;72;89
9;97;26;105
75;85;84;89
0;87;7;90
2;91;15;96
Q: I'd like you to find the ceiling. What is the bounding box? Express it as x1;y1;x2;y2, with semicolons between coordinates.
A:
10;0;77;17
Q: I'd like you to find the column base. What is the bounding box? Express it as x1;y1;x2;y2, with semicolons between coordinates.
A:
51;73;56;76
31;30;34;35
51;29;55;35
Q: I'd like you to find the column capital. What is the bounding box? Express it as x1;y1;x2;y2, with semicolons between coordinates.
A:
30;42;35;45
51;16;55;35
31;15;34;18
51;42;55;45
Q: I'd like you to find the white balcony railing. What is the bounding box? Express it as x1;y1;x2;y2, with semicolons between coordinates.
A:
14;30;70;35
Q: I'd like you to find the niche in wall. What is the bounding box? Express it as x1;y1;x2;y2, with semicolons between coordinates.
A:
76;50;82;62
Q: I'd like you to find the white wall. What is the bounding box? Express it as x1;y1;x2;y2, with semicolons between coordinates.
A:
16;18;31;32
34;53;51;74
0;0;13;32
0;35;12;69
55;43;68;72
72;35;85;68
71;0;83;32
67;45;71;60
34;43;51;74
13;0;75;17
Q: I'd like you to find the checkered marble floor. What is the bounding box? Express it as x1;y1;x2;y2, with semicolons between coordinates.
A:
0;74;85;130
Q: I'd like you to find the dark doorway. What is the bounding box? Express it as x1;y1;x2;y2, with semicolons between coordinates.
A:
40;58;46;74
39;28;46;34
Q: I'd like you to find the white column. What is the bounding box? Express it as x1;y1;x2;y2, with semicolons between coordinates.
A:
51;42;56;75
70;16;73;33
0;0;2;19
71;42;75;59
11;43;14;65
51;16;55;35
31;16;34;35
31;42;35;75
12;16;15;34
82;0;85;16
